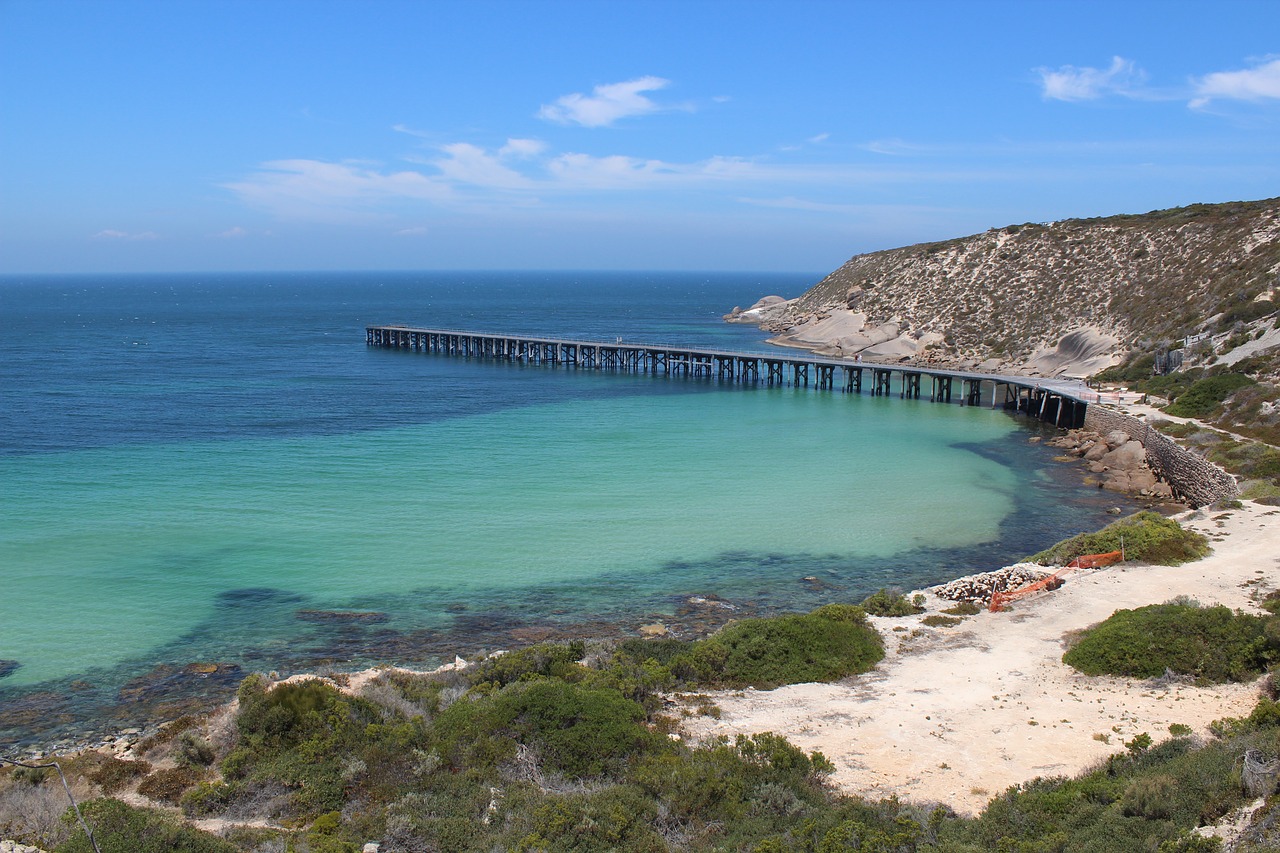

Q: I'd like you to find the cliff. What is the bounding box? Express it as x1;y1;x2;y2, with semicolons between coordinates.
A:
732;197;1280;378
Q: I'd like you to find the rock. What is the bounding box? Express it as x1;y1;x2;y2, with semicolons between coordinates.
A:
638;623;668;637
932;563;1052;605
686;595;737;610
1107;507;1123;515
1105;430;1131;447
0;660;20;679
1083;442;1110;462
1101;440;1146;471
363;844;381;853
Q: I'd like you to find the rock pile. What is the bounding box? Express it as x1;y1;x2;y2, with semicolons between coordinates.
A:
1;840;46;853
931;563;1052;604
1046;428;1175;498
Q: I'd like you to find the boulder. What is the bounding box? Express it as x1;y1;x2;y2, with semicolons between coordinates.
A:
1101;440;1146;471
1105;430;1131;448
1083;442;1110;462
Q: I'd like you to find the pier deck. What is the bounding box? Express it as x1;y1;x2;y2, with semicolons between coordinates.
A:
366;325;1091;428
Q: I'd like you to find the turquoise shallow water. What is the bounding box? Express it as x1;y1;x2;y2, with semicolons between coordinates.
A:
1;385;1019;687
0;271;1133;746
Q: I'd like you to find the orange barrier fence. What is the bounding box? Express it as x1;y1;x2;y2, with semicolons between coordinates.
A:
1066;550;1123;570
988;551;1125;612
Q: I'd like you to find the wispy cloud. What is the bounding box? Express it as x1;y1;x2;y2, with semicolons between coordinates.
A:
216;226;248;238
393;226;428;236
1036;56;1144;101
1191;57;1280;108
92;229;158;240
538;76;671;127
224;159;454;217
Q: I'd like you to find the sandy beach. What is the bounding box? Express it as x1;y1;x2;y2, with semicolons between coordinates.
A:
681;501;1280;815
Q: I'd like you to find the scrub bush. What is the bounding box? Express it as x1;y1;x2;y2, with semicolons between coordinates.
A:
1030;512;1210;566
860;588;924;617
432;678;666;779
54;797;237;853
1063;602;1274;682
672;609;884;689
1165;373;1257;417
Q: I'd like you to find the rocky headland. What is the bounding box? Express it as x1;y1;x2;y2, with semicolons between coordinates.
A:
727;197;1280;378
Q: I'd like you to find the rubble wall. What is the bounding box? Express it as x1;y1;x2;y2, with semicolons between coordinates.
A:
1082;406;1239;507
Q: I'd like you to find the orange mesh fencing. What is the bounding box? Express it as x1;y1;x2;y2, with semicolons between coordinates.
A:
988;551;1124;612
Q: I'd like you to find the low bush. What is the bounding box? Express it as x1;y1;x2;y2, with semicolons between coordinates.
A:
860;588;924;617
1063;602;1274;682
432;678;666;779
942;601;982;616
54;797;237;853
1030;511;1210;566
672;608;884;689
1165;373;1257;418
136;766;204;805
90;758;151;794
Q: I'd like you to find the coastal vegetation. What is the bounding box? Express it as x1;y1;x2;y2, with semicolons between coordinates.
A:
15;627;1280;852
1063;601;1277;683
858;588;925;617
1028;511;1211;566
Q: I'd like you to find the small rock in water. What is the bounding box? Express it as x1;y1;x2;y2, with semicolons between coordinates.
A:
0;659;20;679
638;623;668;638
687;595;736;610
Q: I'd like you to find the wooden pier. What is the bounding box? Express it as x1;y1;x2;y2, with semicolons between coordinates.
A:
366;325;1090;428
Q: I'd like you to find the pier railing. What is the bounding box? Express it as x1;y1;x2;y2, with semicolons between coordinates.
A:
366;325;1091;428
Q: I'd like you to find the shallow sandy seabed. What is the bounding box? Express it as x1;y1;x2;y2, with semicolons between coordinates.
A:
680;501;1280;815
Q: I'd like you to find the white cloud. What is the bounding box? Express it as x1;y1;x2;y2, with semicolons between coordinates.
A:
433;143;536;189
224;159;453;217
737;196;867;213
217;226;248;238
1036;56;1143;101
538;76;671;127
808;133;830;144
92;229;158;240
500;138;547;158
393;226;429;236
1191;57;1280;108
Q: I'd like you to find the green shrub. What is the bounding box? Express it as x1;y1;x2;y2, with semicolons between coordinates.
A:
1030;512;1210;566
922;615;963;628
673;610;884;689
433;679;665;779
942;601;982;616
136;766;204;805
470;641;586;689
54;797;237;853
87;757;152;794
860;588;924;617
1165;373;1257;418
1063;603;1274;682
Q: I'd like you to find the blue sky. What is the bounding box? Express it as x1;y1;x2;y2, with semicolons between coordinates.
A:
2;0;1278;273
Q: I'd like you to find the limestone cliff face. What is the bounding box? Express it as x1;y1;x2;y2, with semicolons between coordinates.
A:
757;197;1280;376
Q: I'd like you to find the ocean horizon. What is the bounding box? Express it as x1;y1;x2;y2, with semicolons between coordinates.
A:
0;270;1138;749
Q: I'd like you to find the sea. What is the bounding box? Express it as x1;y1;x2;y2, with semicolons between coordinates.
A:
0;270;1135;749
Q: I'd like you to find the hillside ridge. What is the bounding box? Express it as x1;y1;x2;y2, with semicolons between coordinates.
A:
730;196;1280;378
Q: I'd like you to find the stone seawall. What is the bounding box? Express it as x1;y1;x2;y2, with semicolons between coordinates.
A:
1083;406;1238;507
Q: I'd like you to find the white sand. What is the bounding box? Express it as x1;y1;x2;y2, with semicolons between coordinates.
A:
681;502;1280;815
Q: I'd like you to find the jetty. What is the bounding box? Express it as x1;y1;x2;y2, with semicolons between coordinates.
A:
366;326;1092;428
